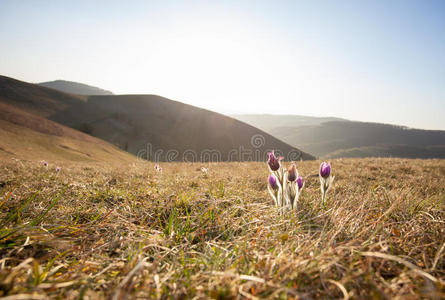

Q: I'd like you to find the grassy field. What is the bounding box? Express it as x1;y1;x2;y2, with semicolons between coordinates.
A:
0;158;444;299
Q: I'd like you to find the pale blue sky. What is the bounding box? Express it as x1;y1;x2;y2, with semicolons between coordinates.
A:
1;0;444;129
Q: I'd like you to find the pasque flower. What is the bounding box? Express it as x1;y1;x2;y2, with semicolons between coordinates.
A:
267;174;281;207
284;163;300;209
267;151;283;172
266;151;306;211
268;174;278;190
287;164;297;182
320;162;331;178
296;176;304;190
319;161;334;206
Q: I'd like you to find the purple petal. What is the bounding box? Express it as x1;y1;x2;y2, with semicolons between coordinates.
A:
268;174;278;190
320;162;331;178
297;176;303;189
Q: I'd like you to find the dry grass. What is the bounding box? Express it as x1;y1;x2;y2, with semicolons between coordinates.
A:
0;158;444;299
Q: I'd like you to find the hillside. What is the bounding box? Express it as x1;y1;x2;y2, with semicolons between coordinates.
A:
49;95;314;161
0;102;137;163
234;114;445;159
0;120;136;163
0;75;313;161
0;76;138;163
39;80;113;95
271;121;445;158
232;114;346;132
0;75;86;117
327;144;445;159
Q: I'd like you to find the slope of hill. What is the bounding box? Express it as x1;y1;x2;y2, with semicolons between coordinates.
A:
0;75;313;161
0;75;86;117
270;121;445;158
327;144;445;159
50;95;314;161
232;114;347;132
0;76;138;163
39;80;113;95
0;104;137;163
0;119;137;163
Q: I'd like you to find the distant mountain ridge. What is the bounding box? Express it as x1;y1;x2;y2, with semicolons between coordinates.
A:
0;76;86;117
9;75;441;160
237;114;445;159
233;114;347;132
0;76;136;163
49;95;314;161
39;80;113;95
0;75;314;162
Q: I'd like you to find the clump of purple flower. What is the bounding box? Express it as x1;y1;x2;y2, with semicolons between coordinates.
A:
266;153;336;211
266;151;304;210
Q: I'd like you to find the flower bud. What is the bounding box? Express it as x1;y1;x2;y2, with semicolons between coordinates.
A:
320;162;331;178
268;174;279;190
297;175;303;190
287;164;297;182
267;151;280;171
56;166;61;172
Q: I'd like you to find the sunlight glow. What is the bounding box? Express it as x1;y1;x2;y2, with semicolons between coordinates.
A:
0;0;444;129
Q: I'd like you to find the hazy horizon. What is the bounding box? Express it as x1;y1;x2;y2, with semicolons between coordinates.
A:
1;0;444;130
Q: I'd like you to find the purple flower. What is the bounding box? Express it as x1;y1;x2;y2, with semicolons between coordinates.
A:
287;164;297;182
268;174;278;190
56;166;61;172
320;162;331;178
42;161;48;167
267;151;282;171
297;176;303;190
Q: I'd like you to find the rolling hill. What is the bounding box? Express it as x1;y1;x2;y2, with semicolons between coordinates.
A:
0;75;136;163
232;114;347;132
39;80;113;95
0;76;86;117
0;75;313;162
0;101;137;163
49;95;314;161
233;114;445;158
268;119;445;158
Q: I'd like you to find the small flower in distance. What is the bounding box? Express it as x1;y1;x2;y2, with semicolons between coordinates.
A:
287;163;297;182
56;166;61;172
320;162;331;178
297;175;303;190
42;161;48;167
154;164;162;172
268;174;279;190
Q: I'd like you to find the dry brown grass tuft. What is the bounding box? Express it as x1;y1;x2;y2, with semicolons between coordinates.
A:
0;158;444;299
